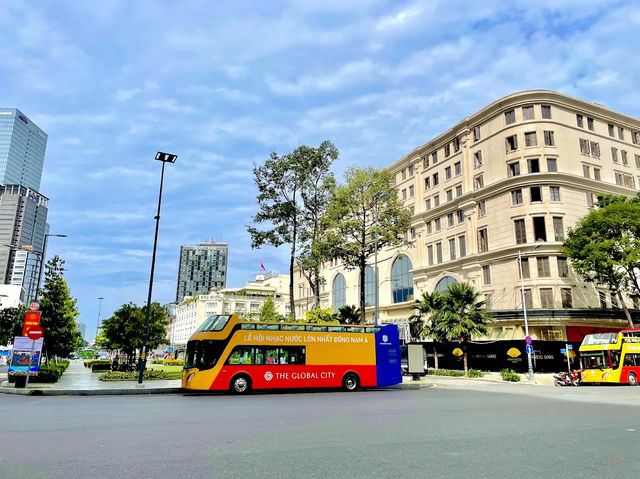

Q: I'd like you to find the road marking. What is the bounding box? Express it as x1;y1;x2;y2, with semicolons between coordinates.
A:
626;429;635;432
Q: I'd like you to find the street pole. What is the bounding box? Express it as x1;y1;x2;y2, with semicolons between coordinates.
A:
139;152;177;384
374;203;380;327
95;297;104;340
518;250;535;382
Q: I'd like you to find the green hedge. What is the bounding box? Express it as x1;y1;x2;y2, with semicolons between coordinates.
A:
426;369;465;377
84;359;111;368
500;369;521;382
91;361;112;372
467;369;485;378
163;359;184;366
11;361;72;383
99;369;169;381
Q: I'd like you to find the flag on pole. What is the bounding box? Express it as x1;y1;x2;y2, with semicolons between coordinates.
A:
260;263;266;271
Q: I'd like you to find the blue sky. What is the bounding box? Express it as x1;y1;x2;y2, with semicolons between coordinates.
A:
1;0;639;339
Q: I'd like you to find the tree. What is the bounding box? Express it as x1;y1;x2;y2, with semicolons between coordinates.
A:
296;141;338;310
562;193;640;328
322;167;412;323
0;305;26;346
409;291;446;370
259;297;280;322
39;256;82;361
99;302;168;363
304;308;339;324
336;305;361;325
434;283;492;376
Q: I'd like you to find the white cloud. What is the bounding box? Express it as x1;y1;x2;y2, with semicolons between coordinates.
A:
375;5;423;31
115;88;141;102
147;99;194;113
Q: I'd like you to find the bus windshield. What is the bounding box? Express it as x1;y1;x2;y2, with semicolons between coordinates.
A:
195;314;232;333
185;340;226;370
580;350;621;370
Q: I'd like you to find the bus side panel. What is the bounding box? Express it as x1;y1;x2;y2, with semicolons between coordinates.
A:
375;325;402;387
211;365;377;390
620;366;639;383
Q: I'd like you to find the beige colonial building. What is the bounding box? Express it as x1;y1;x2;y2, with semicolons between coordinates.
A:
171;272;290;345
294;90;640;342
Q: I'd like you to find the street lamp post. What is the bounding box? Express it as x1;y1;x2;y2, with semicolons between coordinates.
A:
34;234;67;302
518;246;540;383
372;192;390;327
95;297;104;341
138;152;177;385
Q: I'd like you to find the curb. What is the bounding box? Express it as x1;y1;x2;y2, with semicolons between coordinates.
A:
0;386;183;396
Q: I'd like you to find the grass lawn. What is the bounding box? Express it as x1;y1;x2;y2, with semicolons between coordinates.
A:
148;365;183;380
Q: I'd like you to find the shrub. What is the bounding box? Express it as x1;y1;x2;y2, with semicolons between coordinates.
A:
91;360;112;372
426;369;465;377
500;369;521;382
99;369;169;381
163;359;184;366
467;369;484;378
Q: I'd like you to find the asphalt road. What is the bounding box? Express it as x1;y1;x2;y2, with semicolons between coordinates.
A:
0;383;638;479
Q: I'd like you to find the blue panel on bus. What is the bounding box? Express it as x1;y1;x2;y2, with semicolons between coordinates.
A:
375;324;402;386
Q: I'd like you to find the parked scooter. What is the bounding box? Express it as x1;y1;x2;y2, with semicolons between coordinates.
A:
553;370;581;386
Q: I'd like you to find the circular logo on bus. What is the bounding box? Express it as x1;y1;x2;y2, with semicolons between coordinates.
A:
264;371;273;381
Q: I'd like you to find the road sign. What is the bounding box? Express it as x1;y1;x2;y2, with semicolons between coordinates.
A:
27;326;44;341
526;345;533;354
29;302;39;311
22;311;41;336
560;348;567;354
525;336;532;345
566;344;573;350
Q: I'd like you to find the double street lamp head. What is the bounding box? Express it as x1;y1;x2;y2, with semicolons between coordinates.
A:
155;152;178;163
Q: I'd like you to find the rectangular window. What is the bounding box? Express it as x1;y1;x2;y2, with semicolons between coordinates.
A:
485;293;492;310
528;158;540;173
540;288;554;308
427;245;434;265
521;288;533;309
425;198;431;210
432;152;438;164
409;165;414;176
618;127;624;140
447;212;454;227
402;189;407;200
445;166;452;180
508;161;520;177
599;291;607;309
474;175;484;190
446;189;453;202
611;292;619;309
458;235;466;257
622;150;628;165
409;185;414;197
549;186;560;201
506;135;518;152
583;164;590;178
519;258;530;279
537;257;551;277
576;114;583;128
533;216;547;242
433;173;439;186
579;138;590;155
514;219;527;244
530;186;542;202
633;131;640;145
454;161;461;176
615;172;623;186
436;242;443;263
590;141;600;158
636;154;640;168
477;228;489;253
435;218;441;231
553;217;564;242
541;105;551;119
444;143;451;157
505;109;516;125
423;156;430;169
455;184;462;197
482;265;492;285
522;105;534;120
473;126;481;141
587;117;594;131
456;210;464;223
557;256;569;277
544;130;555;146
512;189;523;205
426;221;432;234
453;137;460;152
586;192;595;207
612;147;618;163
594;168;601;181
449;238;456;260
525;131;537;147
401;169;407;180
425;177;430;189
474;150;483;168
433;195;440;207
410;227;416;239
477;200;486;217
608;124;615;137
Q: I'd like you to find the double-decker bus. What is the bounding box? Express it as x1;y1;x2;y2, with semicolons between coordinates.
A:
182;314;402;393
579;328;640;385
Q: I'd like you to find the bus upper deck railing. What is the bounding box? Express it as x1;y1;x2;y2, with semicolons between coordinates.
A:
238;322;380;334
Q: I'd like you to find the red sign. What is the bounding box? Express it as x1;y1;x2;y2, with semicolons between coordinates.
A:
525;336;532;345
27;326;44;341
22;311;42;336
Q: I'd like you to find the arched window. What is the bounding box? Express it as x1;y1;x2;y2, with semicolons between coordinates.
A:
364;266;375;306
435;276;458;294
332;274;346;311
391;255;414;303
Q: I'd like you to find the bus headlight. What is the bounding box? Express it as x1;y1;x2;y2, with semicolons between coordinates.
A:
186;373;195;383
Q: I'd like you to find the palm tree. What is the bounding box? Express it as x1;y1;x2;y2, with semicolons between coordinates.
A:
336;305;361;325
409;290;445;370
435;283;493;376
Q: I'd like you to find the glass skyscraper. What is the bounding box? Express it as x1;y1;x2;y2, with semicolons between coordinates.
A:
176;242;228;303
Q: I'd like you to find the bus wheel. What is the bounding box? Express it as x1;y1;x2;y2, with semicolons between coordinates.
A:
230;375;251;394
342;372;359;391
629;372;638;386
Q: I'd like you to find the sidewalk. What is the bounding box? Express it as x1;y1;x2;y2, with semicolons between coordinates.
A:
402;371;557;387
0;359;182;396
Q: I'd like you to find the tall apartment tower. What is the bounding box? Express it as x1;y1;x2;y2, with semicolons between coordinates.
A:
0;109;50;301
176;242;228;303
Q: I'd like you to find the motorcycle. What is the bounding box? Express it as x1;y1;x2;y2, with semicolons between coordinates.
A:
553;370;581;386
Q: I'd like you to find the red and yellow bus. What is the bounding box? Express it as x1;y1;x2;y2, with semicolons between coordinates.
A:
579;328;640;385
182;314;402;393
